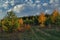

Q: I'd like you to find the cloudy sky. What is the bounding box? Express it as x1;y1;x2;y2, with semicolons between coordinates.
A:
0;0;60;19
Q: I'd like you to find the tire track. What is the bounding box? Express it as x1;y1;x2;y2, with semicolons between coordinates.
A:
30;27;45;40
35;28;60;40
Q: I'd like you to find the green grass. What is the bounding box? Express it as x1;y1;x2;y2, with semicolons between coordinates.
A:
0;26;60;40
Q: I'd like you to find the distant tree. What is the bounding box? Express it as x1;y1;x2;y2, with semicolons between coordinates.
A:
55;15;60;26
24;18;30;24
18;18;23;25
45;16;52;28
38;12;46;27
45;13;50;18
33;16;39;25
45;10;59;28
53;14;60;31
51;9;59;23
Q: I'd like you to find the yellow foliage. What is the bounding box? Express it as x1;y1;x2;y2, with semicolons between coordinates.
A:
11;19;14;25
2;26;8;31
51;10;59;23
52;10;59;17
38;12;46;24
2;20;5;25
18;18;23;25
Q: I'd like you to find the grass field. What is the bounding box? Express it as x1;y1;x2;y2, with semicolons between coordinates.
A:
0;26;60;40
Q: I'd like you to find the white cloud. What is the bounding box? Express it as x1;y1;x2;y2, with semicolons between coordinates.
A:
30;4;36;7
49;0;60;9
45;10;50;13
25;2;35;8
0;10;5;19
36;12;40;15
35;0;40;3
8;9;12;12
29;0;32;2
26;0;33;5
43;3;48;6
13;4;25;13
2;1;9;9
2;0;15;9
25;0;41;8
25;0;28;2
55;0;59;3
5;1;9;4
10;0;15;6
37;4;41;8
49;0;59;4
49;0;54;3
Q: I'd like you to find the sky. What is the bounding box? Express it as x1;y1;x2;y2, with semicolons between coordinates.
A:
0;0;60;19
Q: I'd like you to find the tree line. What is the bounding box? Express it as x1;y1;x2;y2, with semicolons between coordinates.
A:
0;9;60;32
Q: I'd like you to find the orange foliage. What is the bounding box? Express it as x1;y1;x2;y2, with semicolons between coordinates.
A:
17;18;24;32
2;20;5;25
38;12;46;24
18;18;23;25
17;24;30;32
52;10;59;17
11;19;15;25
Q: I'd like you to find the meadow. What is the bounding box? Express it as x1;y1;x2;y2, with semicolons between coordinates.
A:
0;26;60;40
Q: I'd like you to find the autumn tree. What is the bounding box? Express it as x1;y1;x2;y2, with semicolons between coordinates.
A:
17;18;24;31
45;9;59;28
18;18;23;25
38;12;46;27
2;11;18;32
55;14;60;26
55;14;60;31
51;9;59;23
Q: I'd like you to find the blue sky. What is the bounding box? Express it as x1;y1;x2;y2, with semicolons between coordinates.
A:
0;0;60;19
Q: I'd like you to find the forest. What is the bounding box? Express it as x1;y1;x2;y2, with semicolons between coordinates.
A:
0;9;60;32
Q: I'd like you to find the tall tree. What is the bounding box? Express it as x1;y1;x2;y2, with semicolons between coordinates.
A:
18;18;23;25
38;12;46;27
2;11;18;32
51;9;59;23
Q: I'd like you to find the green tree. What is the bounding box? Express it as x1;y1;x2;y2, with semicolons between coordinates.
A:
45;16;52;28
33;16;39;25
2;11;18;32
55;15;60;26
54;15;60;31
